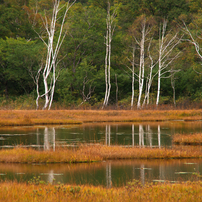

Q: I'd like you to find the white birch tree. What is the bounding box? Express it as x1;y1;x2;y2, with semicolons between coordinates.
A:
142;39;158;107
128;15;155;109
137;17;146;109
33;0;76;110
130;46;136;109
182;21;202;63
103;1;117;108
123;44;137;109
156;20;181;107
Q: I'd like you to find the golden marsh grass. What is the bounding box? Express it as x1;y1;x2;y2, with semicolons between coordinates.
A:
1;181;202;202
1;145;202;163
0;109;202;126
173;133;202;145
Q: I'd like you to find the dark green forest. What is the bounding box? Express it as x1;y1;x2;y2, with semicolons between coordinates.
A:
1;0;202;109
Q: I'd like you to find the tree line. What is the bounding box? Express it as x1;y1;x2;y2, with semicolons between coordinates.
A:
1;0;202;109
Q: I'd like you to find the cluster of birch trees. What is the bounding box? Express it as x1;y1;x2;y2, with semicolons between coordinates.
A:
1;0;202;109
124;16;182;109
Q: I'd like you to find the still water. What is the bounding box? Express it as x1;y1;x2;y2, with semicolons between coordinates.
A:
0;159;202;187
0;121;202;186
1;121;202;149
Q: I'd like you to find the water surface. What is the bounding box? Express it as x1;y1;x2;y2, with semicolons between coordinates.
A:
1;121;202;149
0;159;201;187
1;122;202;187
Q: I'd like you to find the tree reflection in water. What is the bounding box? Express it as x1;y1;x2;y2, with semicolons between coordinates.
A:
104;124;162;148
44;127;56;151
105;125;111;146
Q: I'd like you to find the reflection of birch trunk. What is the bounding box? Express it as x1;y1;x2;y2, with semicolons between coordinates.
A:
158;125;161;148
105;125;111;146
139;125;144;147
146;125;152;147
106;162;112;188
36;128;40;150
44;127;49;150
48;170;55;184
132;124;134;147
159;164;165;180
53;128;55;151
140;164;145;185
44;127;56;151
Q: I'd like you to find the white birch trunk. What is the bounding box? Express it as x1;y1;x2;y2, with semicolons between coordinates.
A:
156;20;181;107
103;12;109;108
34;0;76;110
131;47;135;109
156;67;161;106
137;20;145;109
103;2;116;108
106;10;112;105
143;70;152;106
156;23;164;107
142;39;158;107
124;45;136;109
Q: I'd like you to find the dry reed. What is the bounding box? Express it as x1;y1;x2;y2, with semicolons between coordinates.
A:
173;133;202;145
1;145;202;163
0;181;202;202
0;109;202;126
0;146;102;163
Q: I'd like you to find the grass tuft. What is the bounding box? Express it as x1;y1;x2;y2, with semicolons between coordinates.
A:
173;133;202;145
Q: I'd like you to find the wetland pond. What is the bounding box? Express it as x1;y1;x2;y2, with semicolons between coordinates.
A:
0;121;202;187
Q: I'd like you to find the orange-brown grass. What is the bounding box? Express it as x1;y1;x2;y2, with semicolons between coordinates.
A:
1;145;202;163
173;133;202;145
0;146;102;163
0;109;202;126
1;181;202;202
86;145;202;159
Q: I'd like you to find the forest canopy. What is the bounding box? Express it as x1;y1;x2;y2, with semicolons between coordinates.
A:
1;0;202;109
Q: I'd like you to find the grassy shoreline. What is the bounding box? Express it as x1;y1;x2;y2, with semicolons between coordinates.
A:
0;109;202;126
1;145;202;163
173;133;202;145
1;181;202;202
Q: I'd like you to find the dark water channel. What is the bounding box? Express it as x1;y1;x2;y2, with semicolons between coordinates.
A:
0;159;202;187
1;121;202;149
0;121;202;186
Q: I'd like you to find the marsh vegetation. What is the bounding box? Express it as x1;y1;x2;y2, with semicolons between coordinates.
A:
1;110;202;201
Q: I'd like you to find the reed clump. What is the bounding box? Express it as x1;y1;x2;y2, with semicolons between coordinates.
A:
85;145;202;160
173;133;202;145
1;145;202;163
0;181;202;202
0;147;102;163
